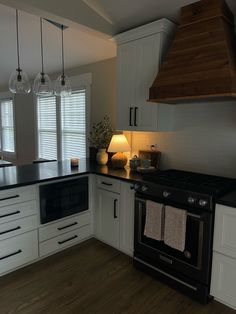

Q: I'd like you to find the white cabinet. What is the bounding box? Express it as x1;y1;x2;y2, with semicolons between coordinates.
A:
96;189;120;249
95;177;135;256
119;182;135;256
115;19;176;131
211;204;236;310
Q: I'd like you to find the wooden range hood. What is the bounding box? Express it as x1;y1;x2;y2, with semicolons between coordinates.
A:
149;0;236;104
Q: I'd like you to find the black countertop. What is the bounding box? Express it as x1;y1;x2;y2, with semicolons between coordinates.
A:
217;190;236;208
0;159;145;191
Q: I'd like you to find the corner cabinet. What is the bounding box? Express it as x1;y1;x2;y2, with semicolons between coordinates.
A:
114;19;176;131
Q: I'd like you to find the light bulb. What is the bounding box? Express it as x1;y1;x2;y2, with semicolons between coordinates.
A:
54;74;72;97
33;72;53;96
9;69;31;94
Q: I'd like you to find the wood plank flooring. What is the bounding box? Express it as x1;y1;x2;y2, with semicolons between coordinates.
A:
0;238;234;314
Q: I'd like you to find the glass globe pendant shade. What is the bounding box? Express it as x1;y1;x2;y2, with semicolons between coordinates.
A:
54;74;72;97
9;68;31;94
33;72;53;96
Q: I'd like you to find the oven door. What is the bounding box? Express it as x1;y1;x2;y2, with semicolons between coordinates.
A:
134;196;213;285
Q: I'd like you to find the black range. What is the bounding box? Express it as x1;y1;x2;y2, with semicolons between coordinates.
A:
133;169;236;304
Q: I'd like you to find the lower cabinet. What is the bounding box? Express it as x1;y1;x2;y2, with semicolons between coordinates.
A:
95;177;135;256
211;204;236;310
0;230;38;276
211;253;236;310
39;212;93;257
96;189;120;249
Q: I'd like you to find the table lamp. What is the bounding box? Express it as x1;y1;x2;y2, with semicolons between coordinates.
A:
108;134;131;168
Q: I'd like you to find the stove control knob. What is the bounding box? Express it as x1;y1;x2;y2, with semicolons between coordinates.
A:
163;191;171;198
199;199;208;207
188;197;196;204
134;183;140;191
141;185;148;192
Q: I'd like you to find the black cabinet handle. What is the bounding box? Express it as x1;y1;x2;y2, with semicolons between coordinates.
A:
58;235;78;245
57;222;78;231
0;195;19;202
0;249;22;261
129;107;133;126
0;226;21;236
101;181;113;187
134;107;138;127
114;199;118;219
0;210;20;219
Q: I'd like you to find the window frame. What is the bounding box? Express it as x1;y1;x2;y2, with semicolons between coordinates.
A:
34;73;91;160
0;92;17;158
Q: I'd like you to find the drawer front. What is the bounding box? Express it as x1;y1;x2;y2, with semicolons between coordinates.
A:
211;252;236;310
0;215;38;241
39;211;91;242
39;224;92;257
96;176;121;194
0;230;38;275
0;186;36;208
214;204;236;258
0;201;37;224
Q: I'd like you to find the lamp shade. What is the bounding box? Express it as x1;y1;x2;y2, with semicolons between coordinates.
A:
108;134;130;153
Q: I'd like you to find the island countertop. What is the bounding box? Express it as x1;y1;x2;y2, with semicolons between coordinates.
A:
0;159;145;191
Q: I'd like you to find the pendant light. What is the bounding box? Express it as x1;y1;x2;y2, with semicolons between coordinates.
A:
54;25;71;97
33;18;52;96
9;10;31;94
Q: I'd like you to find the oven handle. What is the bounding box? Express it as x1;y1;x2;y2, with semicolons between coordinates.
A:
136;198;204;220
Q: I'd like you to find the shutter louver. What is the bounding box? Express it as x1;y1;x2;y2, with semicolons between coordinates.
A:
1;100;15;153
61;90;87;159
37;96;57;160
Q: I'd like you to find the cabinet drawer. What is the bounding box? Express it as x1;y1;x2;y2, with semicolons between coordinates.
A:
96;176;121;194
211;252;236;310
0;186;36;208
39;212;91;242
0;215;37;241
0;201;37;224
0;230;38;276
39;224;92;257
214;204;236;258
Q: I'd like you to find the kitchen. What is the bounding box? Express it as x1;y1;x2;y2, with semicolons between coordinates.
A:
0;0;236;313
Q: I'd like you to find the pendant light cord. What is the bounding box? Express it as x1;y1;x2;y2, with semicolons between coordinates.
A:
61;25;65;77
40;18;44;74
16;10;20;70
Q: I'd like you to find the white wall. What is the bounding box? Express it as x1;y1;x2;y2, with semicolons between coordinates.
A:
130;101;236;178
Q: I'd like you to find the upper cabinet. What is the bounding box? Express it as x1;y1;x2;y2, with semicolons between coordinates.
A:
114;19;176;131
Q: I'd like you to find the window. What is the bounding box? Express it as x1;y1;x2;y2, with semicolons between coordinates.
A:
0;99;15;154
36;89;88;160
37;96;57;160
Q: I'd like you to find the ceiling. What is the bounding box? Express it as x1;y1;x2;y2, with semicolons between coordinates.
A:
82;0;236;33
0;0;236;89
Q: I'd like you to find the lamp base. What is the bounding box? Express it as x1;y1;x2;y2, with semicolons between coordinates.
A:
111;152;127;168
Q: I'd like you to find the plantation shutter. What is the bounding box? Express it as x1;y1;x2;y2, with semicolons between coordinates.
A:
61;90;87;159
37;96;57;160
1;99;15;153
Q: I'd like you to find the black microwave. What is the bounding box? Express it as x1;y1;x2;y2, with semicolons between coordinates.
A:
40;177;88;224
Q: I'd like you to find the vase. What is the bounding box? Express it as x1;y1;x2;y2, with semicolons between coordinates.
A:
96;149;108;165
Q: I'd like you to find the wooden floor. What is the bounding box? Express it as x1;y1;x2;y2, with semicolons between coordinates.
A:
0;239;234;314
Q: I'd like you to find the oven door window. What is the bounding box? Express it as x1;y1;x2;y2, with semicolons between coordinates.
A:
137;200;204;269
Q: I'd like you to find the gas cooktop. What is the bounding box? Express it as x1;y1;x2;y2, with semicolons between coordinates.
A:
142;169;236;198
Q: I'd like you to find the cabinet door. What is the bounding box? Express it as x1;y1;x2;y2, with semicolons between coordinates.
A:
135;34;161;131
119;182;135;256
116;41;137;130
96;189;120;249
214;204;236;259
211;252;236;310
